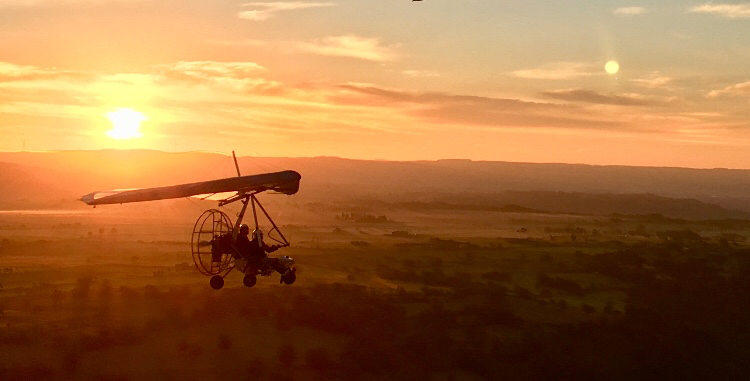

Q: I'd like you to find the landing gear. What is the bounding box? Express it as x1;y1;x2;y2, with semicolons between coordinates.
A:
243;274;257;288
210;275;225;290
281;269;296;285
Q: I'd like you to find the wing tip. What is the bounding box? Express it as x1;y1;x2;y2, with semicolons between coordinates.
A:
79;192;98;205
278;170;301;195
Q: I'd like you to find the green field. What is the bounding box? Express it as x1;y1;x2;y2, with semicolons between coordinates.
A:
2;201;750;380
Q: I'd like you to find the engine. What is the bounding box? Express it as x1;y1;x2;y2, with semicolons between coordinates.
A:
278;256;294;268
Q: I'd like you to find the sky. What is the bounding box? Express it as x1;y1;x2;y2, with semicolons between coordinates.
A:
0;0;749;168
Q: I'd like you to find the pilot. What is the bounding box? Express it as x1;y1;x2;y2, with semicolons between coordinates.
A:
236;224;285;273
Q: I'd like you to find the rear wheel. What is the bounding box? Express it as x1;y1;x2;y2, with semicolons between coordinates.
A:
210;275;224;290
243;274;257;288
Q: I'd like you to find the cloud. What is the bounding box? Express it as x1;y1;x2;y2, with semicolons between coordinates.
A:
0;0;144;7
155;61;280;92
159;61;265;79
541;89;655;106
708;81;750;97
614;7;648;16
238;2;334;21
0;62;52;78
511;62;600;80
0;87;92;107
205;39;267;47
689;3;750;19
402;70;440;78
335;84;628;130
630;72;674;89
297;35;398;62
337;84;545;109
0;61;89;82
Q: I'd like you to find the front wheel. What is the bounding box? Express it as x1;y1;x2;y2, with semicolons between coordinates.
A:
243;274;257;288
210;275;224;290
281;270;296;285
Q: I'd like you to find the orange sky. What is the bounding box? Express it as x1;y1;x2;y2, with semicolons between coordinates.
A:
1;1;749;168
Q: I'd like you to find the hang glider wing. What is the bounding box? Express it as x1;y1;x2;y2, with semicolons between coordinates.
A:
80;170;301;206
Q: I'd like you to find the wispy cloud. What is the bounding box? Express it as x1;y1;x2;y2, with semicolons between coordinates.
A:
614;7;648;16
402;70;440;78
160;61;265;78
511;62;600;80
156;61;278;92
0;61;88;82
541;89;655;106
689;3;750;19
0;62;52;79
630;72;674;89
708;81;750;97
336;84;630;131
297;35;398;62
238;2;334;21
0;0;144;7
205;39;267;47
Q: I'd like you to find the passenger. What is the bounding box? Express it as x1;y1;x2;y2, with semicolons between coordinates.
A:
236;224;286;274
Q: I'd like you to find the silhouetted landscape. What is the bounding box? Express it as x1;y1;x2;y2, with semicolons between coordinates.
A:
2;150;750;380
4;150;750;214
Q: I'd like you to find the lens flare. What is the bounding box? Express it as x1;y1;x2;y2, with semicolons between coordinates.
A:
605;61;620;75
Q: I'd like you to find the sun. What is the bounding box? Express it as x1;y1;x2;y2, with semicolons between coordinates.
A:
605;60;620;75
105;108;147;140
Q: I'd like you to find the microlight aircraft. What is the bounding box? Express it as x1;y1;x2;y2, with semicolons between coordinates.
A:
80;153;301;290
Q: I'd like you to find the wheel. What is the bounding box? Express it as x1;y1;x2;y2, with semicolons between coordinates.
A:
210;275;224;290
243;274;257;288
281;270;296;285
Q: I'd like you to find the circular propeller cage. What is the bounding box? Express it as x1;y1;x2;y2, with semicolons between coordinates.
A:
191;209;235;276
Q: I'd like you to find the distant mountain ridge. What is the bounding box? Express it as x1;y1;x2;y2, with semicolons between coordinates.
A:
433;191;750;220
1;150;749;218
0;161;66;207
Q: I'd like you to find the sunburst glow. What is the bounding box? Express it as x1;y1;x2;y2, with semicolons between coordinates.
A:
106;108;146;140
605;60;620;75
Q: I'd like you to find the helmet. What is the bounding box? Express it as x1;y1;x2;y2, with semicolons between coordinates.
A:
239;224;249;231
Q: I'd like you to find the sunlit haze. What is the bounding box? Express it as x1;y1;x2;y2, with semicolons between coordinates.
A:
1;1;749;168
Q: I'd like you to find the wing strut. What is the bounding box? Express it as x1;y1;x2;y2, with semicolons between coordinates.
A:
252;194;290;247
228;193;288;247
228;150;288;246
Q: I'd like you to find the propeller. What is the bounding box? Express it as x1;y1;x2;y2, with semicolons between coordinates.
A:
216;220;233;228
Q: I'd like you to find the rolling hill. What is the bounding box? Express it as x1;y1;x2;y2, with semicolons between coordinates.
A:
1;150;749;219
